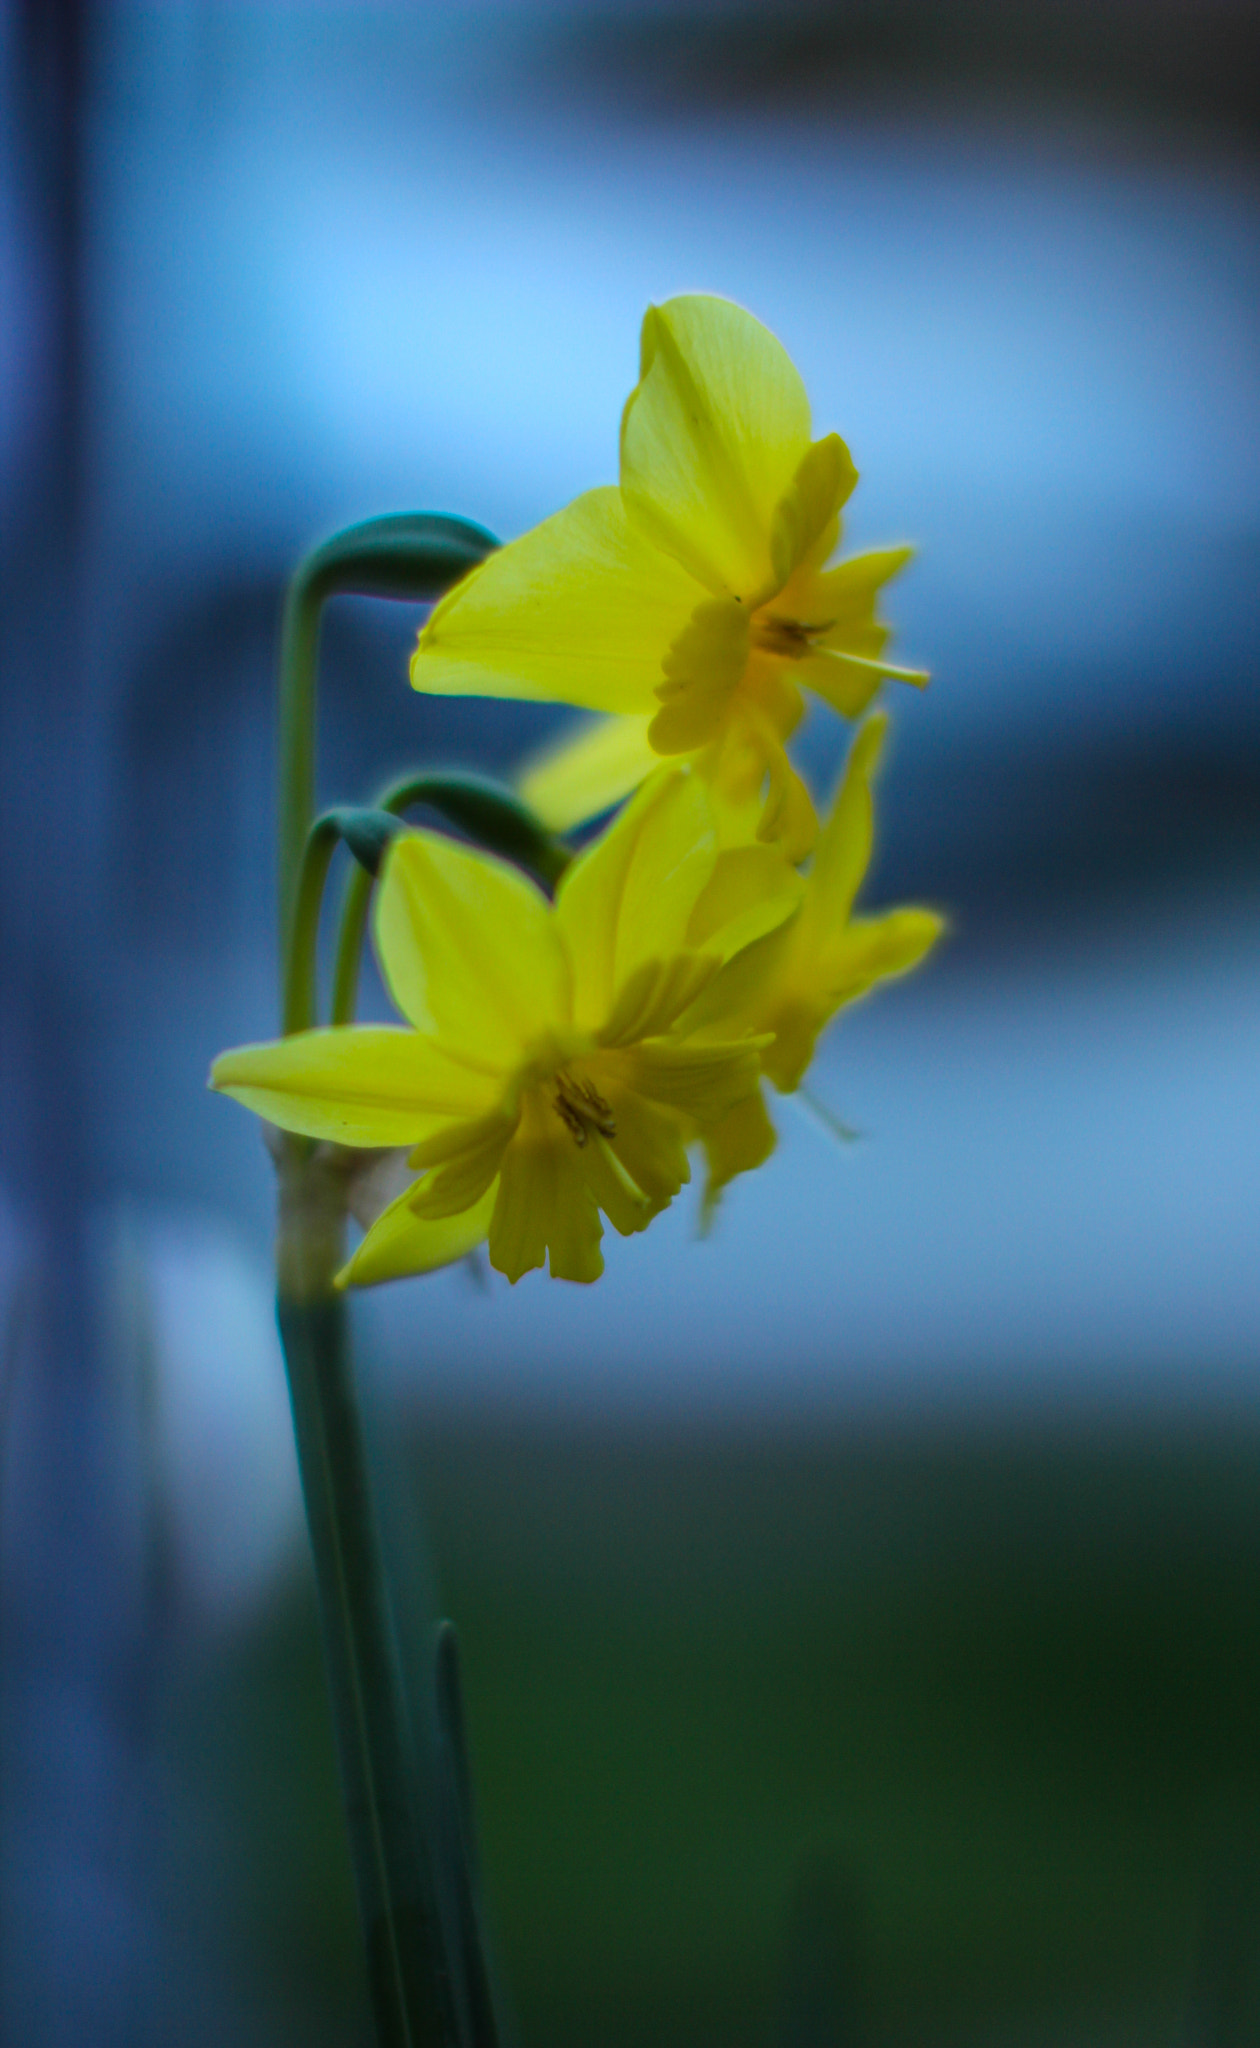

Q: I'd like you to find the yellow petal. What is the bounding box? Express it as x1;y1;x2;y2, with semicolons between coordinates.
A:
616;1037;766;1125
754;737;819;864
488;1094;604;1284
599;1085;691;1209
578;1133;657;1237
685;844;804;962
761;909;944;1093
792;545;914;631
337;1179;498;1289
795;649;885;720
596;954;722;1047
409;1110;518;1220
704;731;768;844
555;765;716;1032
407;1107;517;1169
539;1173;605;1282
647;596;751;755
790;512;843;583
375;830;569;1066
210;1026;497;1146
801;714;887;939
620;296;812;596
758;1001;826;1095
701;1086;778;1221
412;486;699;715
671;920;792;1045
710;691;817;859
769;433;858;589
518;714;657;832
821;908;945;1002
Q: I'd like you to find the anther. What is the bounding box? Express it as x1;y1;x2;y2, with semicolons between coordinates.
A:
754;613;837;658
553;1070;617;1145
553;1093;588;1145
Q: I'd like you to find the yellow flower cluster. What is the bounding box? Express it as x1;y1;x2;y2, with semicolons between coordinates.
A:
213;297;941;1286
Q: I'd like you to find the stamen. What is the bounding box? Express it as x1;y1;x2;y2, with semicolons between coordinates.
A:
552;1070;616;1146
553;1094;588;1145
753;613;838;659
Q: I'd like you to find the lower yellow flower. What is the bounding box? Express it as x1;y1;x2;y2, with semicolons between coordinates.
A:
212;768;791;1286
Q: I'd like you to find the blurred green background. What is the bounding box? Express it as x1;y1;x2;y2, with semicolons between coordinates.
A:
161;1412;1260;2046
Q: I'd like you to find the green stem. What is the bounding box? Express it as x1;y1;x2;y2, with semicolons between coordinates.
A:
332;858;376;1028
277;566;322;967
276;1164;455;2048
282;816;341;1038
272;515;498;2048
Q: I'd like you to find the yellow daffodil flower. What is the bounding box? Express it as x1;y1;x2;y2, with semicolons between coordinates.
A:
212;768;798;1287
678;713;945;1209
411;295;925;861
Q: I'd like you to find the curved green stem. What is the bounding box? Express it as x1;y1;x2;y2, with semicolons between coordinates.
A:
276;513;499;1026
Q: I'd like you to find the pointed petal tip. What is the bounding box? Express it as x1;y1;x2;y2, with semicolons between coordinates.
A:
851;709;890;776
638;301;665;379
208;1048;236;1089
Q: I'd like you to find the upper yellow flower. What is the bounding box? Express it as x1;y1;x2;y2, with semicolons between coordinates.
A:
212;767;795;1287
411;295;925;861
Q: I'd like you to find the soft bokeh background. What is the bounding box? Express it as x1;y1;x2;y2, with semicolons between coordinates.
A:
2;2;1259;2042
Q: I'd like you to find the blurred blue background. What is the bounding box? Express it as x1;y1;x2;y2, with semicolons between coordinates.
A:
2;3;1259;2043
